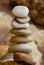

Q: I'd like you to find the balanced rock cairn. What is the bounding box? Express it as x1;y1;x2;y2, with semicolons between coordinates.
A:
10;6;34;64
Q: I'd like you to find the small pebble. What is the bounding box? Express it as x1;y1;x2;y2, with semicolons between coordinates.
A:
15;16;30;23
10;28;32;36
12;6;29;17
10;36;32;43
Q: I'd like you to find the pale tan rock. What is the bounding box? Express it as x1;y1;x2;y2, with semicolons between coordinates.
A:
10;36;32;43
0;45;9;58
10;28;32;36
15;16;30;23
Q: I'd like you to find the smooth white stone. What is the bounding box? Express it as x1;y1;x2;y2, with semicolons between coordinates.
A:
16;16;30;23
12;6;29;17
12;21;29;29
11;44;32;53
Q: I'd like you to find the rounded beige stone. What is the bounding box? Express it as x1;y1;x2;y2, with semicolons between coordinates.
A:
10;28;32;36
10;36;32;43
15;16;30;23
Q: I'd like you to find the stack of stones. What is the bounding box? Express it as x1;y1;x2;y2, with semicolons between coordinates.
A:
10;6;33;62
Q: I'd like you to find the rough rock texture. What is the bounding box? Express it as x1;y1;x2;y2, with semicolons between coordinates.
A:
10;0;44;25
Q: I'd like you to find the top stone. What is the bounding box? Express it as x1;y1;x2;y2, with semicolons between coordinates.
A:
12;6;29;17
